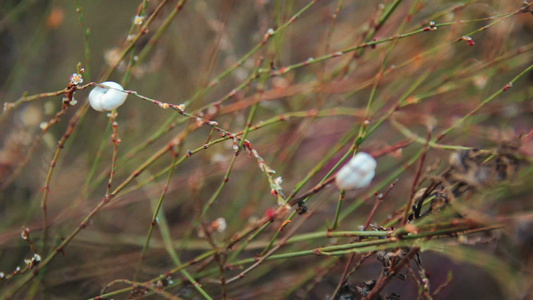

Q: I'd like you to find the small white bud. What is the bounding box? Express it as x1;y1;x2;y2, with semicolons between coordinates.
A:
196;117;204;127
212;217;227;232
89;81;128;112
335;152;377;190
197;228;205;238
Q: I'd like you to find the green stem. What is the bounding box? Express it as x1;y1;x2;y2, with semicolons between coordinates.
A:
329;190;345;231
436;62;533;142
134;150;179;280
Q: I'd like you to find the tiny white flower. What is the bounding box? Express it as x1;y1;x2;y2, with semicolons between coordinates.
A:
134;15;144;25
70;73;83;85
33;254;41;262
267;28;275;35
335;152;377;190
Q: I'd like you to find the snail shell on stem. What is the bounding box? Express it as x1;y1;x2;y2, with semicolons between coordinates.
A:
89;81;128;112
335;152;377;190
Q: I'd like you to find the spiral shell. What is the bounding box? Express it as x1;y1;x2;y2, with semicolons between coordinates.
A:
335;152;377;190
88;81;127;112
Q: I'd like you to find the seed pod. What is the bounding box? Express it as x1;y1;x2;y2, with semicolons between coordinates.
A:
89;81;127;112
335;152;377;190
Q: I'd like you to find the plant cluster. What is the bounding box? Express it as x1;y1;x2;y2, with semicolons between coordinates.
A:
0;1;532;299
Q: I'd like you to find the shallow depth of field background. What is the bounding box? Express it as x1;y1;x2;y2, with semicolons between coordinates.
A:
0;0;532;299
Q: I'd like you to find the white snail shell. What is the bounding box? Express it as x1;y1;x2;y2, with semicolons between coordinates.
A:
89;81;127;111
335;152;377;190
